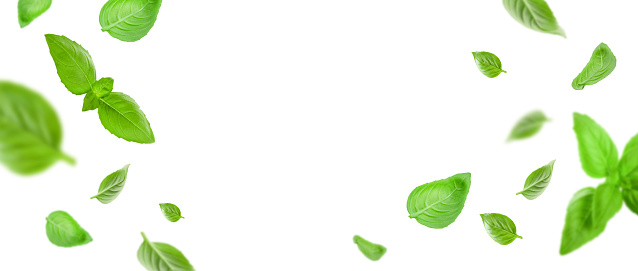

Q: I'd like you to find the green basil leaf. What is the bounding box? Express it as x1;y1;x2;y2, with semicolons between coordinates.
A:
479;213;522;245
472;51;506;78
406;173;471;229
159;203;184;222
90;164;130;204
507;110;549;141
18;0;52;28
573;113;618;179
44;34;97;95
559;187;605;255
82;91;100;112
0;81;74;175
92;77;114;98
353;235;386;261
622;180;638;216
138;232;194;271
517;160;555;200
99;0;163;42
619;133;638;184
45;211;93;247
502;0;565;37
572;43;616;90
592;183;622;228
98;92;155;143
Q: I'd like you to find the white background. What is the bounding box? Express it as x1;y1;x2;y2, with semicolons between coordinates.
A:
1;0;637;270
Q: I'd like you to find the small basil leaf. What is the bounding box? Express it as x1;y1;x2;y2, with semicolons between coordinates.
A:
407;173;471;229
622;180;638;216
619;133;638;184
353;235;386;261
507;110;549;141
0;81;74;175
573;113;618;179
82;91;99;112
572;43;616;90
98;92;155;143
559;187;605;255
91;164;130;204
503;0;565;37
472;51;506;78
92;77;114;98
45;211;93;247
480;213;522;245
100;0;163;42
592;183;622;228
44;34;97;95
138;232;194;271
517;160;555;200
159;203;184;222
18;0;52;28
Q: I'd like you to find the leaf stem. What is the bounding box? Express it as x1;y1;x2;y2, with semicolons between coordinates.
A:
517;235;523;239
60;152;76;165
141;232;149;242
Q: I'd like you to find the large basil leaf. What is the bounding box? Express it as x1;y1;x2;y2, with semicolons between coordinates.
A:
99;0;163;42
18;0;52;28
507;110;549;141
502;0;565;37
98;92;155;143
619;133;638;184
517;160;555;200
44;34;97;95
353;235;386;261
45;211;93;247
572;43;616;90
592;183;622;228
159;203;184;222
91;164;130;204
0;81;74;175
472;51;506;78
406;173;471;229
479;213;522;245
573;113;618;179
138;232;194;271
559;187;605;255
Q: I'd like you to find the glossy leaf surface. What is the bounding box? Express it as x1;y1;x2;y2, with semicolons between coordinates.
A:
137;232;194;271
572;43;616;90
159;203;184;222
100;0;163;42
407;173;471;229
472;51;506;78
44;34;96;95
45;211;92;247
480;213;522;245
98;92;155;143
91;164;130;204
517;160;555;200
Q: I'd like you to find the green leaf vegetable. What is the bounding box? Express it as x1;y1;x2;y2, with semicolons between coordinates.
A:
353;235;386;261
159;203;184;222
0;81;74;175
479;213;522;245
620;134;638;214
507;110;549;141
517;160;556;200
100;0;163;42
407;173;471;229
502;0;565;37
138;232;195;271
560;187;602;255
45;211;92;247
45;34;155;144
573;113;617;179
572;43;616;90
472;51;506;78
592;183;622;228
91;164;130;204
18;0;52;28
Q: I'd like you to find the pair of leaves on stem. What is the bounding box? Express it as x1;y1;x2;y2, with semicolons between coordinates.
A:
480;213;522;245
407;173;471;229
508;110;550;141
572;43;616;90
45;211;92;247
100;0;163;42
45;34;155;144
353;235;386;261
502;0;565;37
17;0;51;28
472;52;506;78
138;232;195;271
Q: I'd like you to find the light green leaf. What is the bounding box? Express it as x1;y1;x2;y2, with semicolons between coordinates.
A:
98;92;155;143
0;81;74;175
407;173;471;229
353;235;386;261
18;0;52;28
82;91;99;112
480;213;522;245
592;183;622;228
472;51;506;78
502;0;565;37
100;0;163;42
44;34;97;95
93;77;114;98
573;113;618;179
138;232;194;271
91;164;130;204
45;211;92;248
559;187;605;255
572;43;616;90
517;160;555;200
622;180;638;216
507;110;549;141
619;133;638;184
159;203;184;222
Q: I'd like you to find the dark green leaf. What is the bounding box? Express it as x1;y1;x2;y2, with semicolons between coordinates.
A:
472;51;506;78
138;232;194;271
98;92;155;143
502;0;565;37
353;235;386;261
507;110;549;141
560;187;605;255
159;203;184;222
572;43;616;90
407;173;471;229
18;0;52;28
91;164;130;204
573;113;618;179
100;0;163;42
517;160;555;200
480;213;522;245
44;34;97;95
45;211;92;248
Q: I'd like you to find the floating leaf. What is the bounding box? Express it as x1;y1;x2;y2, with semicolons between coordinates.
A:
507;110;549;141
503;0;565;37
45;211;92;247
572;43;616;90
18;0;52;28
472;51;506;78
573;113;618;179
100;0;163;42
353;235;386;261
407;173;471;229
159;203;184;222
560;187;604;255
517;160;556;200
138;232;194;271
44;34;96;95
91;164;130;204
98;93;155;143
480;213;522;245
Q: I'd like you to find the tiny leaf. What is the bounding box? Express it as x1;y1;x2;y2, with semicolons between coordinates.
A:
573;113;618;179
98;92;155;143
517;160;556;200
407;173;471;229
572;43;616;90
91;164;130;204
100;0;163;42
138;232;195;271
502;0;565;37
472;51;506;78
93;77;114;98
82;91;99;112
159;203;184;222
44;34;97;95
480;213;522;245
45;211;93;247
353;235;386;261
507;110;549;141
18;0;52;28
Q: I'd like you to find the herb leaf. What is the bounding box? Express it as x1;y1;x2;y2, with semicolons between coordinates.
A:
91;164;130;204
517;160;556;200
407;173;471;229
502;0;565;37
18;0;52;28
559;187;605;255
592;183;622;228
99;0;163;42
0;81;74;175
480;213;522;245
44;34;97;95
619;133;638;184
159;203;184;222
572;43;616;90
573;113;618;179
98;92;155;143
93;77;114;98
138;232;194;271
45;211;93;247
507;110;549;141
472;51;506;78
622;180;638;216
353;235;386;261
82;91;100;112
